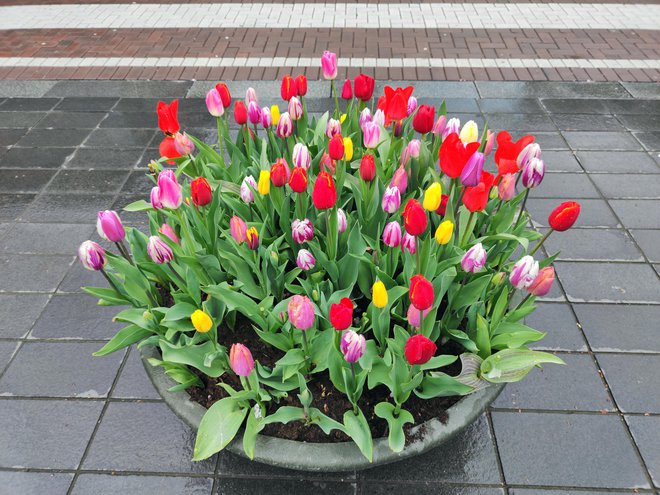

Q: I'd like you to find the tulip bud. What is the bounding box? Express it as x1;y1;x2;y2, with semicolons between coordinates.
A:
434;220;454;245
330;298;353;331
288;295;315;330
173;132;195;156
311;171;337;210
393;120;403;138
159;223;180;245
509;255;539;290
156;170;182;209
521;157;545;189
291;218;314;244
381;186;401;214
230;216;248;244
296;249;316;271
341;79;352;100
246;227;259;250
312;289;319;302
292;143;311;170
461;242;487;273
326;118;341;139
280;75;298;102
404;334;437;365
276;112;293;138
390;166;408;194
527;266;555;296
343;137;353;161
498;173;516;201
97;210;125;243
191;309;213;333
548;201;581;231
407;96;418;117
150;186;163;210
190;178;212;209
234;101;248;125
258;170;270;195
412;104;434;134
459;120;479;144
435;194;450;217
372;281;388;308
147;236;174;264
341;330;366;363
78;240;106;271
205;88;224;117
492;271;506;286
328;134;345;161
423;182;443;211
288;96;303;121
409;274;434;310
442;117;461;140
247;101;261;125
359;107;372;130
270;105;280;126
460;151;485;187
260;107;272;128
270;158;291;188
484;130;495;156
407;305;431;328
321;50;338;80
245;87;258;105
295;74;307;96
432;115;447;136
373;109;385;127
215;83;231;108
229;343;254;377
359;154;376;182
288;166;308;193
517;143;541;169
362;121;381;149
401;232;416;254
403;199;428;237
337;208;347;233
240;175;257;203
400;139;421;167
382;221;402;247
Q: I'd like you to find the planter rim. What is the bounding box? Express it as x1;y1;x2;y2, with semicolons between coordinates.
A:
140;345;504;472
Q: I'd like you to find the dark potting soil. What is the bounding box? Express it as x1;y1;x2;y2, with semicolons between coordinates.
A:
186;315;463;444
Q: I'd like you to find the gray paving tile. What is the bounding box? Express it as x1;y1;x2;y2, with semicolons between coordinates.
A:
0;194;35;220
634;131;660;152
84;128;157;148
591;174;660;199
616;113;660;131
526;302;588;352
0;168;56;193
542;228;644;262
0;98;60;111
0;81;57;98
111;348;160;400
0;471;73;495
492;411;649;488
216;478;355;495
630;229;660;263
574;303;660;353
120;170;156;195
0;294;50;339
0;223;94;254
57;261;106;293
554;261;659;303
542;99;611;114
606;99;660;115
625;415;660;487
562;131;642;151
112;194;151;225
511;490;632;495
428;97;479;114
483;113;556;132
0;399;102;469
0;111;46;128
529;131;568;150
16;128;91;148
530;173;599;199
0;341;19;372
0;146;74;169
493;353;612;411
377;81;478;98
21;193;116;223
65;147;144;170
609;200;660;229
83;401;216;474
72;474;213;495
30;293;124;340
113;97;166;113
476;82;629;99
528;198;619;228
479;98;544;114
541;151;582;172
0;341;124;398
54;97;119;112
622;82;660;99
550;113;624;132
100;112;156;129
46;81;192;98
597;354;660;413
0;254;71;292
361;415;500;484
0;128;28;146
35;111;106;129
45;169;129;195
359;485;503;495
576;151;659;173
188;80;329;99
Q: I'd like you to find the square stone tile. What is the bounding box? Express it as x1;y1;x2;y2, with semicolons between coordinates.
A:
528;199;619;228
54;97;119;112
0;399;102;468
0;223;94;254
120;170;157;195
608;200;660;229
46;81;191;98
542;151;582;172
530;132;568;150
625;415;660;487
0;341;19;372
492;411;649;488
111;348;160;400
0;147;74;169
0;111;46;128
622;82;660;99
616;113;660;132
35;112;106;129
530;173;599;199
113;97;162;113
542;99;610;114
361;415;500;484
479;98;544;114
554;261;659;303
0;471;73;495
359;485;503;495
0;98;60;111
21;193;116;223
216;478;355;495
542;228;643;262
562;132;642;151
72;474;213;495
597;354;660;413
483;113;556;132
84;129;157;148
511;490;631;495
526;302;587;351
0;169;55;193
0;128;28;146
0;81;56;98
0;254;71;292
630;230;660;263
606;99;660;115
16;129;91;148
477;82;629;99
574;303;660;353
112;194;151;226
576;151;659;173
45;169;129;195
493;353;612;411
57;261;106;293
0;294;50;338
30;293;124;340
100;112;156;129
591;174;660;199
65;147;144;170
0;342;124;398
634;131;660;151
550;114;624;132
0;194;35;220
83;401;216;474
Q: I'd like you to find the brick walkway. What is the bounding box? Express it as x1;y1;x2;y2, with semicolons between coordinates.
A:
0;80;659;494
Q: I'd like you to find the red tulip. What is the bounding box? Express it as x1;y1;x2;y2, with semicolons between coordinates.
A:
353;74;375;101
312;171;337;210
329;297;353;331
494;131;535;177
295;74;308;96
402;199;428;236
190;177;212;206
382;86;414;122
404;334;437;365
548;201;581;231
463;171;495;212
157;100;180;135
234;101;248;125
288;167;308;193
215;83;231;108
328;134;345;160
435;194;450;216
438;133;480;179
409;274;434;311
280;75;298;101
359;154;376;182
412;104;435;134
341;79;353;100
159;136;181;163
270;158;290;187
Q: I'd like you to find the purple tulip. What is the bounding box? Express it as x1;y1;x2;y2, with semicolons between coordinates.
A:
521;157;545;189
147;235;174;264
296;249;316;271
401;233;416;254
407;96;418;116
442;117;461;140
156;170;182;209
97;210;125;243
326;118;341;138
337;208;347;233
240;175;257;203
288;295;315;330
261;106;272;128
291;219;314;244
150;186;163;209
247;101;261;125
205;88;224;117
340;330;366;363
461;242;487;273
78;240;106;271
382;221;402;247
517;143;541;169
292;143;311;170
460;151;484;187
509;255;539;290
276;112;293;138
381;186;401;214
288;96;303;121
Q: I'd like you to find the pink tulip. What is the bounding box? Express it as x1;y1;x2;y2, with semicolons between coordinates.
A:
292;218;314;244
400;140;421;167
461;243;487;273
382;221;402;247
359;107;372;130
205;88;224;117
362;121;380;149
527;266;555;296
230;216;248;244
390;166;408;194
321;51;338;80
173;132;195;156
442;117;460;140
150;186;163;209
97;210;125;243
373;109;385;127
296;249;316;271
498;173;516;201
292;143;311;170
247;101;261;125
432;115;446;136
337;208;347;233
229;343;254;377
240;175;257;203
156;170;182;209
276;112;293;138
381;186;401;214
261;106;272;128
484;130;495;156
78;240;106;271
326;118;341;138
340;330;366;363
407;96;418;116
288;96;303;121
509;255;540;290
288;295;315;330
401;233;417;254
159;223;180;244
407;305;431;328
245;87;258;105
147;235;174;264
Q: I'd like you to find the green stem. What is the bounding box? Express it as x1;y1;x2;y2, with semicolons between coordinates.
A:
514;292;533;312
515;189;530;229
331;80;340;118
301;330;311;376
460;211;475;247
530;229;553;256
175;209;195;254
216;117;226;168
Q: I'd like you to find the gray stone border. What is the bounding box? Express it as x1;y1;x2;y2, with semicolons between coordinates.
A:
140;345;504;472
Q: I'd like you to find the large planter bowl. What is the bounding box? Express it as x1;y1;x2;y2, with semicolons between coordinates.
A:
140;345;504;472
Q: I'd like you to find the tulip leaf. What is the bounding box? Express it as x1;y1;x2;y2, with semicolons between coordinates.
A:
415;372;473;399
481;349;565;383
243;405;266;460
159;339;225;378
309;407;346;435
454;353;489;391
343;408;373;462
82;286;128;306
374;402;414;453
419;354;458;371
451;274;491;310
193;397;247;461
263;406;306;425
162;302;198;322
491;330;546;350
475;313;491;359
93;325;152;356
123;199;153;212
446;328;479;353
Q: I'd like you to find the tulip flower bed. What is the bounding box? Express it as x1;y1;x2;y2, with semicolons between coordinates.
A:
79;51;582;464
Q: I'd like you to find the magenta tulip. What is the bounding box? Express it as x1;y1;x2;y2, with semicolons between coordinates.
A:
147;235;173;264
288;295;315;330
340;330;366;363
78;240;106;271
97;210;125;243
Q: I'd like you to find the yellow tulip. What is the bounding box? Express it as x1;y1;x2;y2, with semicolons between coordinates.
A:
258;170;270;195
423;182;442;211
459;120;479;144
340;113;347;124
372;281;388;308
343;137;354;161
434;220;454;245
270;105;281;126
191;310;213;333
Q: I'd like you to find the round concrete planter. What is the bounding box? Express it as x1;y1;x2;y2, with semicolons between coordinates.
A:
140;345;504;472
